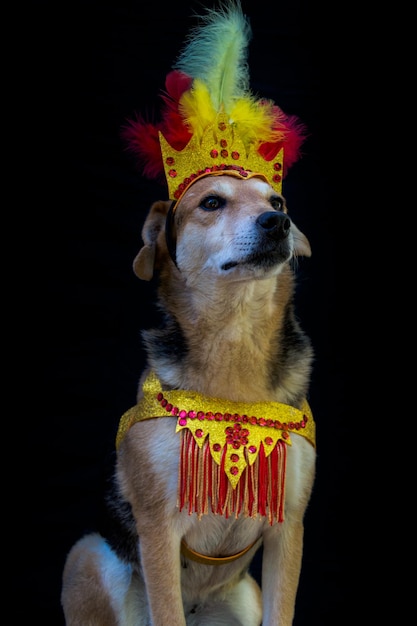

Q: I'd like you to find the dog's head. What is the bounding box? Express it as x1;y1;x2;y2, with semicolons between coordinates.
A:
134;174;310;284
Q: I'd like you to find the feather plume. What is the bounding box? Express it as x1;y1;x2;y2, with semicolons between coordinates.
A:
122;0;307;187
174;0;251;114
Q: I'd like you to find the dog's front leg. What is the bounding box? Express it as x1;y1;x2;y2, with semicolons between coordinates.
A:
138;524;186;625
260;520;304;626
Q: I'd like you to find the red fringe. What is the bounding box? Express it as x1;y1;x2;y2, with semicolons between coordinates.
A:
178;430;286;525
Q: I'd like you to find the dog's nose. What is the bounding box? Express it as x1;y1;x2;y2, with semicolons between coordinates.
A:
256;211;291;239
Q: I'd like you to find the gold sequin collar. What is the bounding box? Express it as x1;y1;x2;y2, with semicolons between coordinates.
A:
116;370;315;451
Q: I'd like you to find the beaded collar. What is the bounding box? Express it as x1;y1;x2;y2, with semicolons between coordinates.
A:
117;370;315;452
116;370;315;530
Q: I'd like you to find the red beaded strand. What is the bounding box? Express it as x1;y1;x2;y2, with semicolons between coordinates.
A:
156;391;308;436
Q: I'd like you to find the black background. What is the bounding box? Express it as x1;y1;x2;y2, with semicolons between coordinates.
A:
23;1;353;624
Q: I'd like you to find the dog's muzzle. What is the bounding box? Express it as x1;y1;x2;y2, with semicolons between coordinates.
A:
165;206;291;271
221;210;292;272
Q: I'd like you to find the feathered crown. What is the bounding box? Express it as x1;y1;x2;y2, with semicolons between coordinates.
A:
122;0;307;203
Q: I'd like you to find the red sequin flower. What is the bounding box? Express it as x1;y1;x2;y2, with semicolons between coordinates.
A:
225;423;249;449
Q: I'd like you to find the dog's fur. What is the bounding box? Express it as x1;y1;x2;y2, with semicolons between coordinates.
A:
61;174;316;625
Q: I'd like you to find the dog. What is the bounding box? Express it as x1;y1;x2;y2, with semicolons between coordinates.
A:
61;172;316;625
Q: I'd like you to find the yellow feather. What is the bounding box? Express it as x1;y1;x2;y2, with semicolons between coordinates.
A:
231;100;286;146
179;81;217;140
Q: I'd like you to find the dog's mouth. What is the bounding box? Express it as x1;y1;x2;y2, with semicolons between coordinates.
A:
221;246;291;273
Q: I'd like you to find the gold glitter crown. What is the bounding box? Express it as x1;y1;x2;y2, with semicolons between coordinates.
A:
122;2;306;205
159;111;284;202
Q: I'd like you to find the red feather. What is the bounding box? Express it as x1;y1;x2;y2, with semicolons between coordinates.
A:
161;70;192;112
160;71;193;149
258;104;308;175
121;116;164;182
121;70;193;182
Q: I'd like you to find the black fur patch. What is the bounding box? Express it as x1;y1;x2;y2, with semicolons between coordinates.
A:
142;311;188;366
99;479;139;565
268;303;313;404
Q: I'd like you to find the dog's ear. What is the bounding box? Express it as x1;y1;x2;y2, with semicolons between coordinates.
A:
291;222;312;257
133;200;172;280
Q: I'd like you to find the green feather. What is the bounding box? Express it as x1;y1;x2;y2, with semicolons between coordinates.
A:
173;0;252;113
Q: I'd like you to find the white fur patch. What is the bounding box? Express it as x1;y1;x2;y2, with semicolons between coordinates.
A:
74;533;147;626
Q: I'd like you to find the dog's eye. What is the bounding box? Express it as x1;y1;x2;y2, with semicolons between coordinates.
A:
200;196;225;211
270;197;284;211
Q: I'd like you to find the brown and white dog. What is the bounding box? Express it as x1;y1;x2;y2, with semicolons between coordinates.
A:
61;173;316;625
